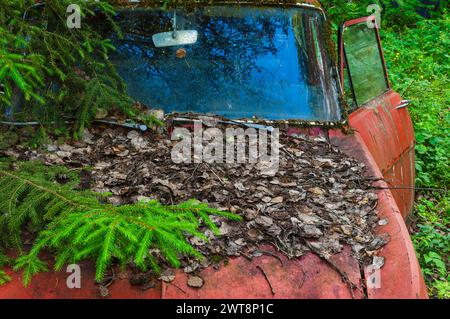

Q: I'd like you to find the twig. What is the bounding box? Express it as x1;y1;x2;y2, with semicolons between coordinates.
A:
294;261;307;289
362;177;385;182
255;249;284;267
303;240;360;299
205;163;226;186
242;253;253;261
280;146;295;160
368;200;378;213
183;163;201;185
271;238;293;258
99;268;116;288
256;265;275;295
169;282;187;294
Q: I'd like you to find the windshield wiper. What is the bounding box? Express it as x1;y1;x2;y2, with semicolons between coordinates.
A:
168;112;274;132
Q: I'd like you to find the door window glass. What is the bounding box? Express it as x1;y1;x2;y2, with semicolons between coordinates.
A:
343;23;388;106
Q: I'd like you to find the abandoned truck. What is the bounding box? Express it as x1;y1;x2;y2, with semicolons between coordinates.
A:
0;1;427;299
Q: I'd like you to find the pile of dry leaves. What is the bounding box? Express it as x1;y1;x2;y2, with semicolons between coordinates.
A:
5;122;390;286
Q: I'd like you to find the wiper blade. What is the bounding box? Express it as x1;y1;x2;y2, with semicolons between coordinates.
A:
169;112;274;132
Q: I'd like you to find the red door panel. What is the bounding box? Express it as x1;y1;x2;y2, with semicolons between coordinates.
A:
348;91;415;219
340;16;416;219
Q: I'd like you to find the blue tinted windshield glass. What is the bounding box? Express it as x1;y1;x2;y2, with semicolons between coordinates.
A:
110;6;341;121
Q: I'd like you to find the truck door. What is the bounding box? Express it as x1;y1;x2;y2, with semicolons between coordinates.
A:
339;16;415;219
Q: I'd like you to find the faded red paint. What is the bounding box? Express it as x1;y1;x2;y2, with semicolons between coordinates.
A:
0;247;363;299
0;259;162;299
163;245;363;299
347;91;416;219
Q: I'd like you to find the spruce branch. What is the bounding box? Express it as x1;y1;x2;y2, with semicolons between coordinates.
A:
0;270;11;286
0;251;11;286
0;1;145;136
0;161;241;286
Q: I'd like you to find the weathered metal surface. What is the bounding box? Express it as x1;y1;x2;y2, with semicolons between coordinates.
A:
0;246;363;299
163;246;363;299
339;16;416;219
347;90;416;219
329;129;427;299
0;259;163;299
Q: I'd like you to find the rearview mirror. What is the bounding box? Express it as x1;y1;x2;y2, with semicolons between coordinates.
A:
152;30;198;48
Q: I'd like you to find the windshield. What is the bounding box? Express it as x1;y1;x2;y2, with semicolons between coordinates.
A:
110;5;341;121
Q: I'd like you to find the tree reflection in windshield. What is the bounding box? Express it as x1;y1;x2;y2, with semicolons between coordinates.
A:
109;6;341;121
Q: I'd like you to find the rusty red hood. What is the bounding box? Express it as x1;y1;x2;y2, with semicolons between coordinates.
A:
0;125;427;299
